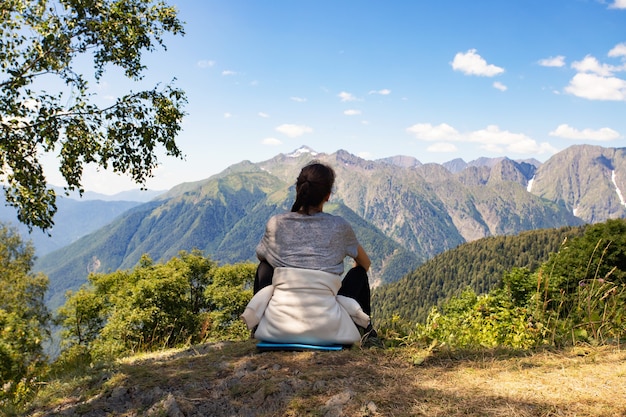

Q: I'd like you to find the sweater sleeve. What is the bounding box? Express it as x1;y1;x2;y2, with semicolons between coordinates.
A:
336;295;370;328
240;285;275;330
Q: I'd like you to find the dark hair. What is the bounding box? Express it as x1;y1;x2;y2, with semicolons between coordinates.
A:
290;162;335;214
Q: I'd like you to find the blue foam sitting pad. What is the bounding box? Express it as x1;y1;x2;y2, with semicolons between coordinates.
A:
256;341;344;352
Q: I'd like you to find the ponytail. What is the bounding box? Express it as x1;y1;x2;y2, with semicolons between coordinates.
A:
291;162;335;214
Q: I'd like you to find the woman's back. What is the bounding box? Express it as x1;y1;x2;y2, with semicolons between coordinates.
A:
255;211;358;275
246;161;381;347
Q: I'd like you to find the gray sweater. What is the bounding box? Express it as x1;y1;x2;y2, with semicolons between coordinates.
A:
256;211;359;275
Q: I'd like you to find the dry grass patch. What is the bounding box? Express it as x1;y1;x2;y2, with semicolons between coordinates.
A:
393;346;626;417
24;342;626;417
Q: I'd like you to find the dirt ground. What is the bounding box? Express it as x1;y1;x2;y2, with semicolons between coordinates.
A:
25;341;626;417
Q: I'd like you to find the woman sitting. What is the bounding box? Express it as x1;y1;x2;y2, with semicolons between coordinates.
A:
240;162;381;348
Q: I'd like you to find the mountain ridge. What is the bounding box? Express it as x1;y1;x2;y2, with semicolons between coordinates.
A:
33;144;624;312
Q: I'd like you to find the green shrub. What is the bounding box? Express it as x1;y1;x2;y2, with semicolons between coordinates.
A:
0;224;50;410
408;288;540;349
56;251;256;361
388;219;626;350
204;263;255;340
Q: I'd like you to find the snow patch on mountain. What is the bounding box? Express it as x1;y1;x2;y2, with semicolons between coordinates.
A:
612;170;626;207
288;146;318;158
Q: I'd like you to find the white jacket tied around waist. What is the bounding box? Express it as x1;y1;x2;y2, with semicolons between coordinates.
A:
241;267;370;345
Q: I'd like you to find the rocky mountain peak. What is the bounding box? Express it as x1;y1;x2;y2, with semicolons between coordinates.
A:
377;155;422;168
286;146;318;158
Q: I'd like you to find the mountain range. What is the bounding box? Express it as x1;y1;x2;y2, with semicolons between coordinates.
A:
0;187;165;257
24;144;626;310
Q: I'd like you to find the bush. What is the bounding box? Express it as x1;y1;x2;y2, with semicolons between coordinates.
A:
389;219;626;350
56;251;256;361
0;224;50;409
203;263;256;340
409;288;540;349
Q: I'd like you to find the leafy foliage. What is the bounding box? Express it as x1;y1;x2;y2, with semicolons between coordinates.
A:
406;288;539;349
508;219;626;345
373;225;586;326
384;219;626;350
0;0;186;230
56;251;255;362
541;219;626;294
0;223;50;408
204;263;256;339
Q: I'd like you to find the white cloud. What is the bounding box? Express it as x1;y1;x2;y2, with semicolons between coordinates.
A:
338;91;357;102
406;123;461;141
275;124;313;138
564;47;626;101
608;43;626;58
451;49;505;77
344;109;361;116
571;55;617;76
262;137;282;146
407;122;558;156
222;70;237;76
549;124;621;141
493;81;507;91
258;112;270;118
609;0;626;9
197;60;215;68
357;151;372;159
468;125;557;155
290;96;307;102
538;55;566;67
223;112;232;118
368;89;391;95
565;72;626;101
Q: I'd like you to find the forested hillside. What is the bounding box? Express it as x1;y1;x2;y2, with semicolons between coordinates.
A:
372;225;587;325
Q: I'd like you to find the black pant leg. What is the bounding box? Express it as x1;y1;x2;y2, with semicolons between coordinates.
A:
254;260;274;294
338;266;371;316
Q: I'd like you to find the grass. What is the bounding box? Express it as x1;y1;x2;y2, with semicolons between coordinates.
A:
20;341;626;417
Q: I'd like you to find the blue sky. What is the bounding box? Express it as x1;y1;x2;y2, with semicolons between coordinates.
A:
57;0;626;193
